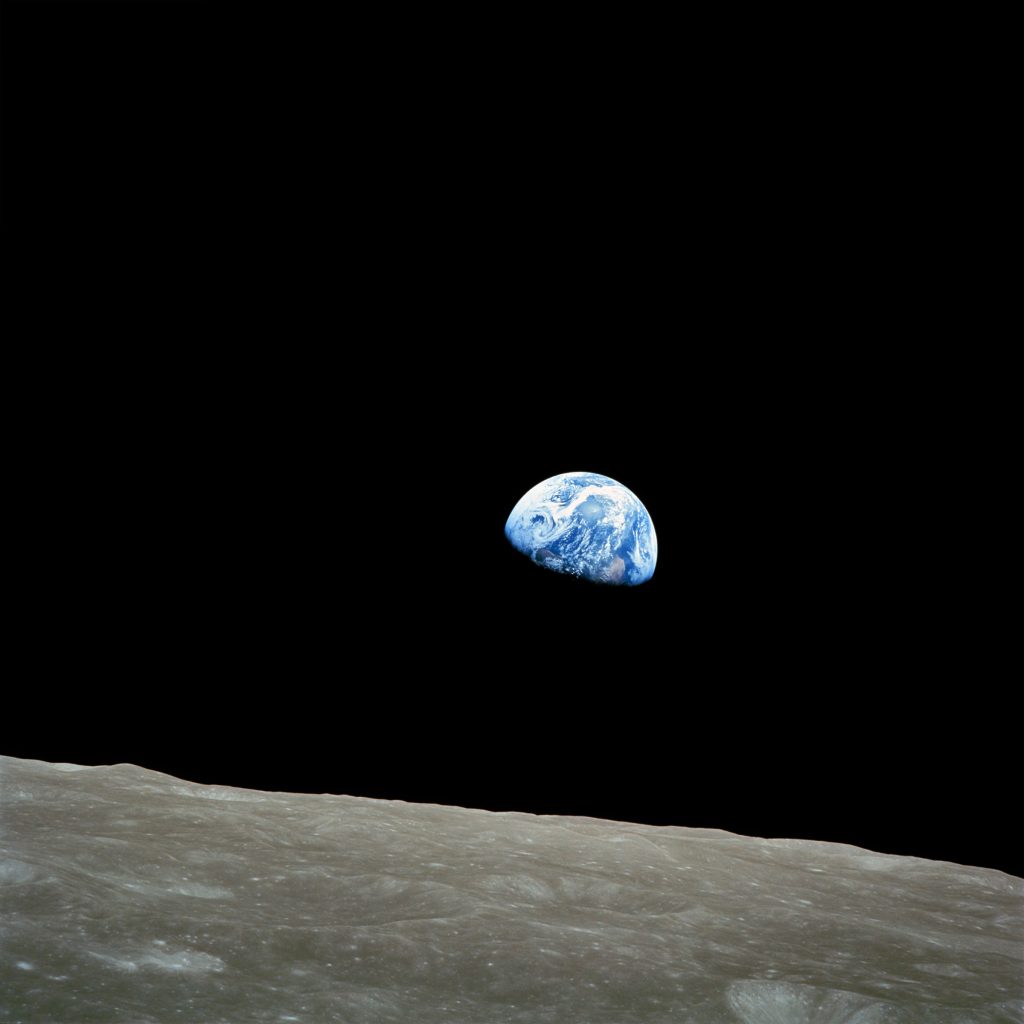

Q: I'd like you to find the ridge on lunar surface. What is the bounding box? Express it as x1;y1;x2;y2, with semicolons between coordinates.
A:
1;756;1021;1023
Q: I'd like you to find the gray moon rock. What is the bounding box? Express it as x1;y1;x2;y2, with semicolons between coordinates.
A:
1;755;1021;1023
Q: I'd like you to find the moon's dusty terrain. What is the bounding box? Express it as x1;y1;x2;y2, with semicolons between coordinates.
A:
1;755;1020;1022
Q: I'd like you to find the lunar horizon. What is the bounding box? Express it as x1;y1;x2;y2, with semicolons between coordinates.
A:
2;755;1021;1023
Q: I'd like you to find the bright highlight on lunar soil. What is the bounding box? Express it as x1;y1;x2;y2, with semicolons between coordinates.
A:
505;472;657;585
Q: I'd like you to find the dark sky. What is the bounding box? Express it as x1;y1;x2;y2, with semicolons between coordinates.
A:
3;3;1015;878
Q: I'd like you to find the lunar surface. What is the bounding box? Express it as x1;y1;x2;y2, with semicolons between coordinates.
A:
505;472;657;585
1;756;1021;1023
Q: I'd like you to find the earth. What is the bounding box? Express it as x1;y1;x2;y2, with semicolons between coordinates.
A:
505;472;657;585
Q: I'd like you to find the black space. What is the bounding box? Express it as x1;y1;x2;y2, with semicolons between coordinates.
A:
3;3;1016;878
